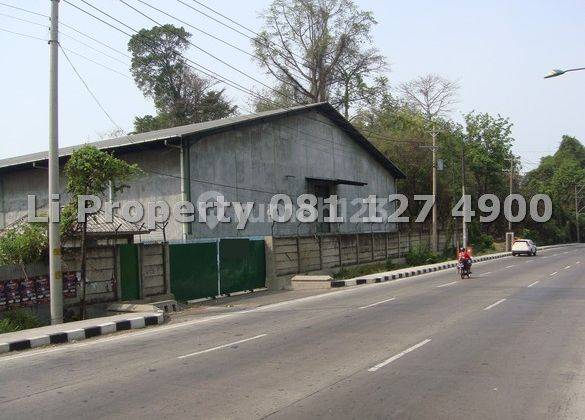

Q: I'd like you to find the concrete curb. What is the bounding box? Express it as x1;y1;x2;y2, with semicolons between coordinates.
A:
331;244;573;288
0;312;164;354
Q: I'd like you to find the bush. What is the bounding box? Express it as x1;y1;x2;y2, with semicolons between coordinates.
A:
0;308;41;334
474;234;495;252
405;245;439;266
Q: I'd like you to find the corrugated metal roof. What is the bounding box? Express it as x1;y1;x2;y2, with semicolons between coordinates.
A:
0;102;406;179
0;210;151;238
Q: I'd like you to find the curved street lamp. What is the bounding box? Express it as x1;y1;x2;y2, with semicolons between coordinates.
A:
544;67;585;79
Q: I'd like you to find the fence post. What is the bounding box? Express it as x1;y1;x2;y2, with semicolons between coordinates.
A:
398;230;401;258
317;235;323;270
355;234;360;264
337;234;342;267
216;239;221;296
385;231;389;259
370;229;375;262
296;236;301;274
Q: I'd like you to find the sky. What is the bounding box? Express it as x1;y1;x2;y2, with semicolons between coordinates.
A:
0;0;584;173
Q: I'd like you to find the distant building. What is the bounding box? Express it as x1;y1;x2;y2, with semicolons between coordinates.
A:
0;102;405;242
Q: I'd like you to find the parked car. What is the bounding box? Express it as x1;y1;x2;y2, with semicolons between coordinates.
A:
512;239;537;256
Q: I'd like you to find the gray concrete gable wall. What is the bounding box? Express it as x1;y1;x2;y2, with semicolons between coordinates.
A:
187;110;397;239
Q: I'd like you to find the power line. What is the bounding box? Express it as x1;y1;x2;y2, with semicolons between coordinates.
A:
59;31;130;66
59;43;125;129
0;11;48;28
0;2;47;19
117;0;282;96
0;2;131;59
0;26;45;41
58;0;426;155
136;0;255;59
189;0;259;37
60;46;132;79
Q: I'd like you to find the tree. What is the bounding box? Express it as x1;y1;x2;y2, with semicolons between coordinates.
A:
128;24;237;133
521;136;585;244
399;74;458;251
0;223;48;281
64;146;142;318
253;0;386;116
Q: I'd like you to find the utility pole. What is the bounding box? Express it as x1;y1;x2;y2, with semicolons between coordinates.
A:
505;156;515;232
431;129;438;253
461;136;467;248
49;0;63;324
576;184;580;244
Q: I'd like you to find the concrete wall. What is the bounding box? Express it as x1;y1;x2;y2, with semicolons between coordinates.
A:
0;109;399;241
268;230;452;281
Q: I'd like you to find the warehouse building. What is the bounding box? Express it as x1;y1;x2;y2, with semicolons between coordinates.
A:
0;102;405;242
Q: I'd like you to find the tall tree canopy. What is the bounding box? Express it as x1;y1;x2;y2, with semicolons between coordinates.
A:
128;24;237;133
252;0;386;117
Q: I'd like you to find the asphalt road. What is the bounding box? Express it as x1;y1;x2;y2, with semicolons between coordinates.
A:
1;245;585;420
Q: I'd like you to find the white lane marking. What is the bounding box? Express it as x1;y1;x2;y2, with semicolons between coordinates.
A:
527;281;539;288
564;265;572;270
484;298;507;311
505;265;515;269
550;272;558;276
482;271;492;275
436;281;457;288
368;338;432;372
177;334;267;359
359;297;396;309
577;261;581;264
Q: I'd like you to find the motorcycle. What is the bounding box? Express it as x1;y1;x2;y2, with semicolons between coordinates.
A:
458;259;471;279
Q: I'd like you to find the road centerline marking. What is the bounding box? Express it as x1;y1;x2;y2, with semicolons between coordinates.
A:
527;281;539;288
550;272;558;276
359;297;396;309
368;338;432;372
484;298;507;311
177;334;267;359
505;265;515;269
564;265;572;270
436;281;457;288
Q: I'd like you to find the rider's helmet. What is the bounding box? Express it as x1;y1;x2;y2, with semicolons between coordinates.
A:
459;247;465;252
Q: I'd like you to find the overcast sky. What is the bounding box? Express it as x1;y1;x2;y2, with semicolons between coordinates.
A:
0;0;584;172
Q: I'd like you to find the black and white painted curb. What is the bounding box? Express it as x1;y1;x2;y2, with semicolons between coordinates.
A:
331;244;572;288
0;313;164;354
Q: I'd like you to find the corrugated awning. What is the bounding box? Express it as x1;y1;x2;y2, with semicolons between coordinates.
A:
306;177;368;186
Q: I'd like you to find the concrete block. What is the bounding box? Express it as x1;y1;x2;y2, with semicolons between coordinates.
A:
129;317;146;329
98;322;117;335
0;343;9;354
65;329;85;341
29;335;50;348
291;275;333;290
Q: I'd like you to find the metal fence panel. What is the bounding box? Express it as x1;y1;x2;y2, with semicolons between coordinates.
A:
170;242;218;301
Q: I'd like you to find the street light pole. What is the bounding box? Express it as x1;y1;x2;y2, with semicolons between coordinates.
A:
49;0;63;324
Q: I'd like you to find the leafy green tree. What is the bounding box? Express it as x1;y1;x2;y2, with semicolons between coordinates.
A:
128;24;237;133
0;223;48;281
64;146;142;318
521;136;585;244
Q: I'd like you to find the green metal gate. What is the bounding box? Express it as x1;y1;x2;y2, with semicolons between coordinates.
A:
119;244;140;301
169;239;266;302
170;242;218;301
220;239;266;294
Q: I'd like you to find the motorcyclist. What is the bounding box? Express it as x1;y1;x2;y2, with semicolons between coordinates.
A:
458;247;472;273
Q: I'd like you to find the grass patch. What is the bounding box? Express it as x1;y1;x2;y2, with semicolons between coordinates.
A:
0;308;42;334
